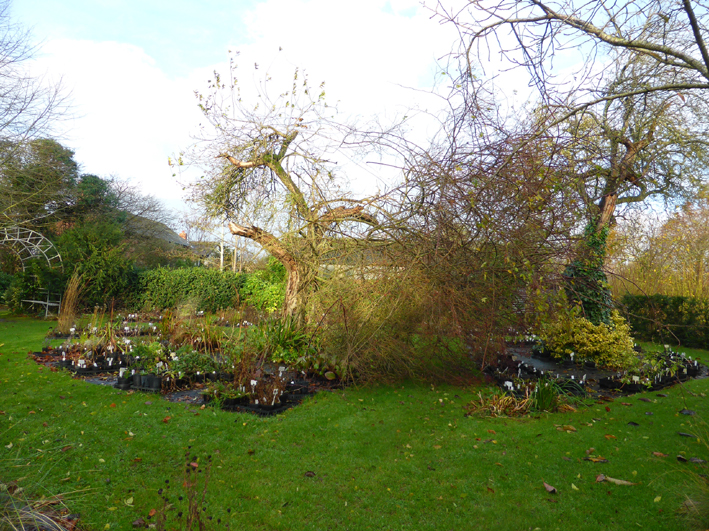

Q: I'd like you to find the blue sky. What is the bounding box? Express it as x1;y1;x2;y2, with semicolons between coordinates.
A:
14;0;257;77
11;0;459;218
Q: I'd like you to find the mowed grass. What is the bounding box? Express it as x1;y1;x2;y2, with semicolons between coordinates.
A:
1;314;708;530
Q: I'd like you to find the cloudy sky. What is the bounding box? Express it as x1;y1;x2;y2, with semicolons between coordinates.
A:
13;0;467;219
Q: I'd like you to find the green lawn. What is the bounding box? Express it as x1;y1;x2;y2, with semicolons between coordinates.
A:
1;314;708;530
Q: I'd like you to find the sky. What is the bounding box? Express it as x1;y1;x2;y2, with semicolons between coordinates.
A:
13;0;466;223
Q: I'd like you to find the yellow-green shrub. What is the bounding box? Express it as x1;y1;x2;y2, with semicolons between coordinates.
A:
540;309;637;369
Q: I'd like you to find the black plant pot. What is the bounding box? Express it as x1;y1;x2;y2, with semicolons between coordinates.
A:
114;375;133;390
148;374;162;391
598;377;622;390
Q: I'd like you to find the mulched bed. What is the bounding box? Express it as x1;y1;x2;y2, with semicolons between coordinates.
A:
29;349;339;416
496;342;707;399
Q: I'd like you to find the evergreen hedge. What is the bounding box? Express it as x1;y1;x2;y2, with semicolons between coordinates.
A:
621;294;709;349
138;268;247;312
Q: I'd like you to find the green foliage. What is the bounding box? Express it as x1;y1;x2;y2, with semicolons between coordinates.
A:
170;346;219;376
563;223;613;326
530;375;562;412
239;267;285;313
138;267;246;313
248;316;316;364
621;294;709;349
0;271;13;296
0;139;79;231
540;308;637;369
3;259;65;313
4;221;137;313
57;222;137;308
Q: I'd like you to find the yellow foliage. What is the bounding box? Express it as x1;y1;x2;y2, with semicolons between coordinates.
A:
540;309;637;370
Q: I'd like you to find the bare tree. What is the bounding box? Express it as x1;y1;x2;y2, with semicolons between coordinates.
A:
439;1;709;108
0;0;68;229
435;1;709;229
177;66;380;322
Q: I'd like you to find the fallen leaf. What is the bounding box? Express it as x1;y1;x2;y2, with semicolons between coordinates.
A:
598;475;637;486
652;452;668;457
679;409;696;416
689;457;707;464
189;462;198;468
148;509;156;517
571;483;579;491
133;458;142;462
677;455;688;463
558;425;576;432
605;406;611;412
638;398;652;403
109;403;116;408
124;497;134;506
487;430;496;435
433;445;441;450
621;402;632;406
627;422;640;427
604;434;617;440
654;496;662;503
304;471;316;477
583;456;609;463
543;481;557;494
131;517;145;528
656;393;668;398
162;416;171;423
5;442;12;449
678;432;698;438
486;486;494;493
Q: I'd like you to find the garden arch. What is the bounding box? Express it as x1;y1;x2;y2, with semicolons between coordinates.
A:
0;226;63;271
0;226;63;315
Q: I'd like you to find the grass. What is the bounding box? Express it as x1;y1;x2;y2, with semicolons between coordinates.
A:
1;313;708;530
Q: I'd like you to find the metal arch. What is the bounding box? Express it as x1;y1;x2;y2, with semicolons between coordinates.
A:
0;226;63;271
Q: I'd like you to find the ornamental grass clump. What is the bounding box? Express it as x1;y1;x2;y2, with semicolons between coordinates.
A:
57;271;83;335
0;482;74;531
540;308;637;370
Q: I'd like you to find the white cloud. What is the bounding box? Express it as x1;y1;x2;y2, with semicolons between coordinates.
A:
28;1;460;217
32;39;200;210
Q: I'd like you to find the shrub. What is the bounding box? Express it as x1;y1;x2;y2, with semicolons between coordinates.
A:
621;294;709;348
239;258;286;312
138;267;246;313
309;269;478;384
57;221;137;309
540;308;637;369
0;271;13;296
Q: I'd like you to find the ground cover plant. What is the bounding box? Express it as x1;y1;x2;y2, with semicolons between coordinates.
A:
1;313;709;530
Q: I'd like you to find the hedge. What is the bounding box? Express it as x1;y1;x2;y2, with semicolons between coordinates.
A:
138;268;247;313
621;294;709;349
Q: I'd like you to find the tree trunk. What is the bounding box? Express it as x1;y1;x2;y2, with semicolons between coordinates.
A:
595;193;618;232
228;222;311;324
